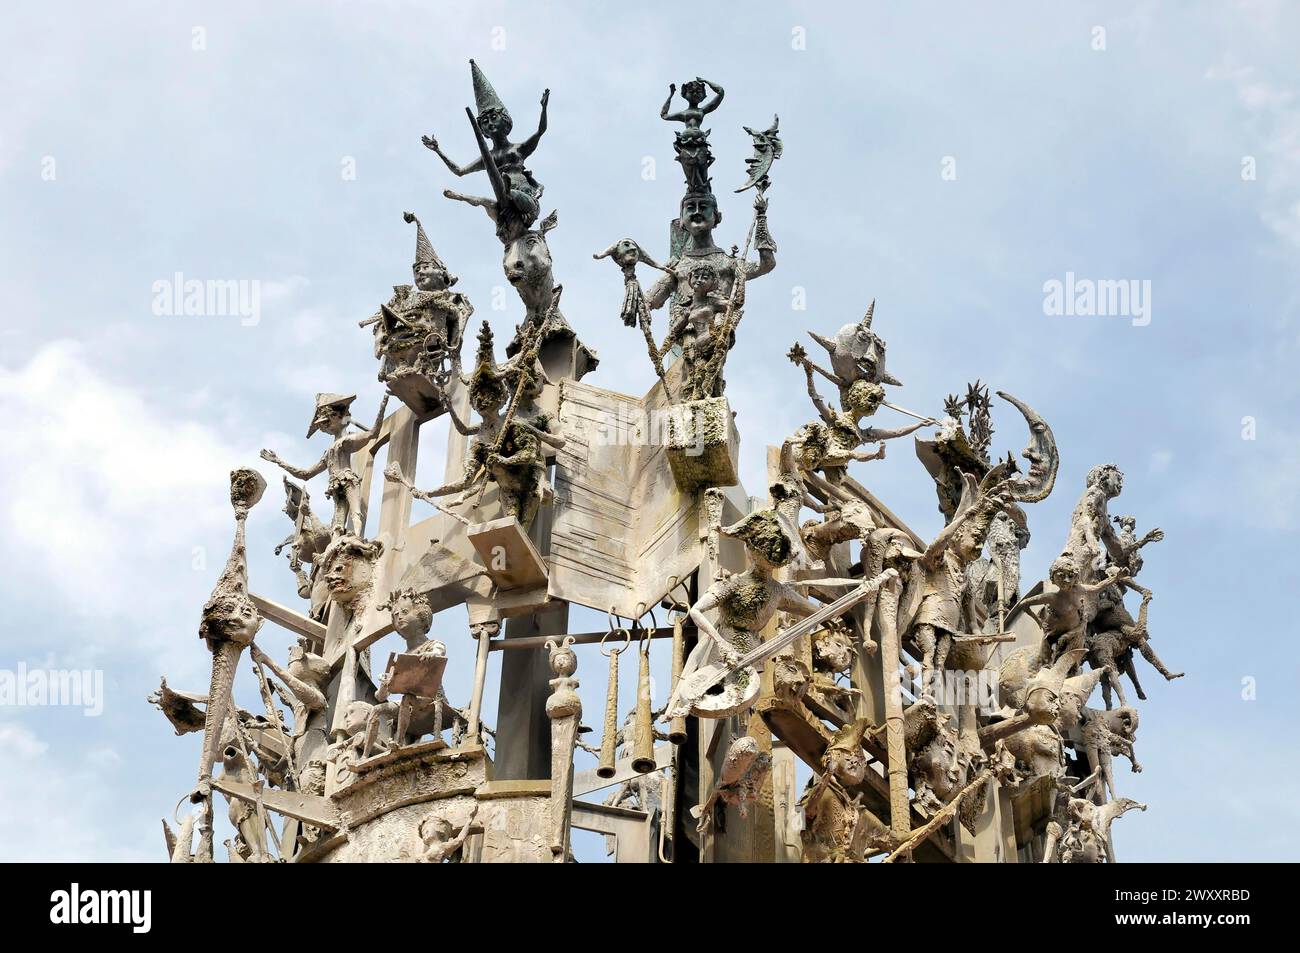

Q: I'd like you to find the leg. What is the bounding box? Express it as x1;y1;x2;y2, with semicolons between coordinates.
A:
913;624;937;698
443;189;500;223
1137;636;1183;681
395;696;414;747
1122;653;1147;701
345;483;365;537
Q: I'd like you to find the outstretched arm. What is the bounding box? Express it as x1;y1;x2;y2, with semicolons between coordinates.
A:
421;134;484;177
517;420;566;449
862;421;930;441
259;448;328;482
250;643;325;713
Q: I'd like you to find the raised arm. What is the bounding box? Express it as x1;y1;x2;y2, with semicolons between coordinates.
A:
517;419;566;449
660;84;677;120
699;79;725;114
804;364;834;424
340;393;390;452
519;89;550;157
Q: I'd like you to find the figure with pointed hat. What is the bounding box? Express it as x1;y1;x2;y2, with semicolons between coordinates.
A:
362;211;473;406
260;390;389;538
423;60;549;240
384;321;564;529
798;717;893;862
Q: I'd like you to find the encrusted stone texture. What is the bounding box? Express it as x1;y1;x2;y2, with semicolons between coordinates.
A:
665;397;739;491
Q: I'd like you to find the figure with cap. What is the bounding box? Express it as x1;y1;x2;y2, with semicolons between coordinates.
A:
798;717;893;862
260;389;389;538
423;59;549;237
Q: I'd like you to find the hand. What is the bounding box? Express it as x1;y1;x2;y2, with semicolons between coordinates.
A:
259;449;278;464
1142;528;1165;545
541;88;550;108
384;462;406;484
421;134;439;152
753;191;769;213
669;83;677;93
874;442;887;460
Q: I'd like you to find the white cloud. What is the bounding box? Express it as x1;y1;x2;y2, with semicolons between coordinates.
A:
0;720;152;861
1206;56;1300;247
0;341;254;664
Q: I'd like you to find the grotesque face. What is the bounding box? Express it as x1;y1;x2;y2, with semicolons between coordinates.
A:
845;380;884;420
503;230;552;290
814;626;854;673
476;106;513;140
389;591;433;642
468;373;508;416
681;80;706;105
313;405;350;438
323;540;380;608
613;239;640;266
827;746;867;787
841;323;886;381
1087;464;1123;498
201;595;260;647
680;194;719;241
412;260;449;292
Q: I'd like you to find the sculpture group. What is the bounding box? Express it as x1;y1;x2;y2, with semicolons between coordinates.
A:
153;62;1177;864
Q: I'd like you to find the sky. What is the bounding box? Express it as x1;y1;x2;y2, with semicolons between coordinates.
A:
1;0;1298;862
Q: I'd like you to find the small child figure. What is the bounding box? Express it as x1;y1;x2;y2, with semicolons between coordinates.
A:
660;77;725;130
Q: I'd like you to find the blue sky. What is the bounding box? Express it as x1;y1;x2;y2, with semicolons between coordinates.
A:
1;0;1298;861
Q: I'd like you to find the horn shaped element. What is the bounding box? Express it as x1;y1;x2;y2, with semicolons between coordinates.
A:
861;298;876;329
996;390;1059;503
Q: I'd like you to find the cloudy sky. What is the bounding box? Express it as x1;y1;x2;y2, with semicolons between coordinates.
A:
2;0;1298;861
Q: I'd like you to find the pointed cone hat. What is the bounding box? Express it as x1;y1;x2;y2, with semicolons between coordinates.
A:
469;59;507;117
307;392;356;438
403;211;457;286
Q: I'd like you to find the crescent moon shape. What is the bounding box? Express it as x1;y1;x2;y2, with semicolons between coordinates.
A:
996;390;1058;502
736;153;775;193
